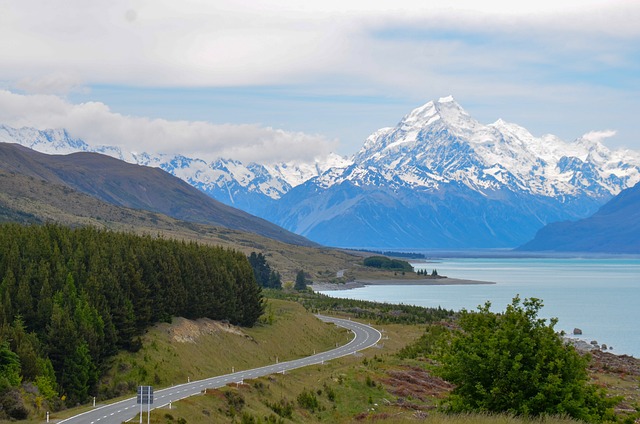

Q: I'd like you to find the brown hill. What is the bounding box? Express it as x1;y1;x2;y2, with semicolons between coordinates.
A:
0;142;314;247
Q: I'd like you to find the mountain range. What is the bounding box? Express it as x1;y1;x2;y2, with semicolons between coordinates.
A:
0;143;314;247
518;181;640;253
2;96;639;249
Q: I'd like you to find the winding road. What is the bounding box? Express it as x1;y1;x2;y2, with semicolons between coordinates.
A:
58;315;381;424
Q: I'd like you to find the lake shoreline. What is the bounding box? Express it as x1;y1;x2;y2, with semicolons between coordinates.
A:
311;277;495;292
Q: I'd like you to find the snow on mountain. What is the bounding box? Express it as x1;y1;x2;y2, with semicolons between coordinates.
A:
340;97;640;198
3;96;640;249
0;124;350;214
0;125;89;155
265;97;640;248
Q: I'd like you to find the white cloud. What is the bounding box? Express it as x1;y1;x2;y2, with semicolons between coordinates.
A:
2;0;638;92
581;129;618;144
0;90;337;163
1;0;639;153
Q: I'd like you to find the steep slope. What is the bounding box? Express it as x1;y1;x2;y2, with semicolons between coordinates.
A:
267;97;640;248
0;143;315;246
518;182;640;253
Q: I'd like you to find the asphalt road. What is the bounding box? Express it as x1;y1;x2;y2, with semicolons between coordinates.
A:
57;315;381;424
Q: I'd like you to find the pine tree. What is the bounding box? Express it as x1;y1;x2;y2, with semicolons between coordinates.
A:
294;270;307;291
268;270;282;289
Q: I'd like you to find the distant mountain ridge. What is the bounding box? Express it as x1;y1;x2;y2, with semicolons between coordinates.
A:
3;96;639;249
0;143;315;246
518;182;640;253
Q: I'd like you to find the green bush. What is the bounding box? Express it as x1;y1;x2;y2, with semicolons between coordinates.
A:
296;388;319;411
438;296;617;422
397;323;452;359
266;398;293;418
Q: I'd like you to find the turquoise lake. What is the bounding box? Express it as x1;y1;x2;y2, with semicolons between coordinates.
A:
320;258;640;357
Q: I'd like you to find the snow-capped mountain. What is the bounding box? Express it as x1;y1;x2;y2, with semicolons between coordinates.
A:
264;96;640;248
0;123;350;216
131;152;351;216
2;96;639;249
321;96;639;197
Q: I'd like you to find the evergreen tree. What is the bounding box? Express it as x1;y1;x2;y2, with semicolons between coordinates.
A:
0;341;21;389
294;270;307;291
0;269;16;326
62;342;96;406
268;270;282;289
0;222;265;411
248;252;271;287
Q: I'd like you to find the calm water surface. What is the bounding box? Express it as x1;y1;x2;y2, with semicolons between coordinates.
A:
321;258;640;357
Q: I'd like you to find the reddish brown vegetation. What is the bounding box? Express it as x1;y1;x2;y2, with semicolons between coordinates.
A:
381;366;453;402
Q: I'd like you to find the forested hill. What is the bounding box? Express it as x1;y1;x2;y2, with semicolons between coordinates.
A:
0;223;264;411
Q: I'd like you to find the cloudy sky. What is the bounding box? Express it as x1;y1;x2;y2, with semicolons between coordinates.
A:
1;0;639;162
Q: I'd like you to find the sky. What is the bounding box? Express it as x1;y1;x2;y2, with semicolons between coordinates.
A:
1;0;639;163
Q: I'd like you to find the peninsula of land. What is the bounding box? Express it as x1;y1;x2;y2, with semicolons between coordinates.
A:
311;276;495;291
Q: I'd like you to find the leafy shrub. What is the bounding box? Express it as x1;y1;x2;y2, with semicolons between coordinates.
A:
438;296;617;422
0;388;29;420
397;322;452;359
224;390;245;416
323;383;336;402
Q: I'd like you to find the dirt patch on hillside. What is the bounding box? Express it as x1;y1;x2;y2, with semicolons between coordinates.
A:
589;350;640;377
381;365;453;402
167;317;246;343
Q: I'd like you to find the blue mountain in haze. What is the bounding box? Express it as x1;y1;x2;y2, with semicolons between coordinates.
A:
518;182;640;253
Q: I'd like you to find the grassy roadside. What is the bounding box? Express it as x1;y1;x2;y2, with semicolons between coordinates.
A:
130;319;583;424
17;299;345;424
8;295;638;424
126;292;640;424
97;299;349;399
